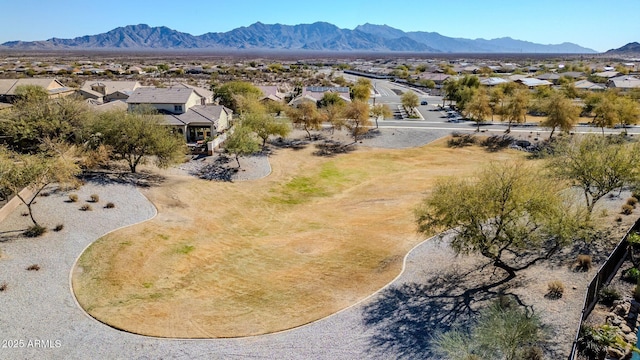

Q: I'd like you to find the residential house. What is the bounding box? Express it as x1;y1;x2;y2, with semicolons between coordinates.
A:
78;80;142;103
126;87;231;142
607;76;640;91
480;77;509;86
574;80;606;91
288;86;351;107
0;78;75;103
515;78;553;89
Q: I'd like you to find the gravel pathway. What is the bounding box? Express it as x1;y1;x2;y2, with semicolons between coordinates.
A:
0;177;455;359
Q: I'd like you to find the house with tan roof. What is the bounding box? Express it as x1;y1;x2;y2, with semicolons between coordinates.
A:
78;80;142;103
607;76;640;91
0;78;74;103
126;87;231;143
289;86;351;107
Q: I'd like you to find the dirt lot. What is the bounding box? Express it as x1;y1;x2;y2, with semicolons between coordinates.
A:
72;136;526;338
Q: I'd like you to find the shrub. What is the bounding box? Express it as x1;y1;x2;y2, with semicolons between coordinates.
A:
622;204;634;215
20;212;28;217
521;346;544;360
634;284;640;302
576;254;592;271
481;135;514;152
546;280;565;299
0;282;6;292
53;224;64;232
89;194;100;203
68;194;78;202
447;133;476;148
616;216;623;222
26;264;40;271
105;202;115;209
627;197;638;207
598;286;622;306
623;267;640;283
577;325;616;360
23;225;47;238
79;204;92;211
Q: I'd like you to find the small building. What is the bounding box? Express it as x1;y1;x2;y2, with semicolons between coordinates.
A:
78;80;142;103
607;76;640;91
574;80;606;91
515;78;553;88
288;86;351;107
0;78;75;103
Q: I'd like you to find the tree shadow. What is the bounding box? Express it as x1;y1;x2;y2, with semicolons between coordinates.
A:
362;264;528;359
312;140;356;157
0;229;29;243
80;169;166;188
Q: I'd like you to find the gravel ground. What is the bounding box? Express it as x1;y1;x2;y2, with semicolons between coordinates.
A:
0;128;637;359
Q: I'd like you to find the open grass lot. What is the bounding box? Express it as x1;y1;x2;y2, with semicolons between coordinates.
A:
72;138;526;338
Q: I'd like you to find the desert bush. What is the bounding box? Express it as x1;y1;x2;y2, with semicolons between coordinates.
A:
598;286;622;306
623;267;640;283
447;133;476;148
89;194;99;203
520;346;544;360
481;135;514;152
627;197;638;207
23;225;47;237
546;280;564;299
105;202;115;209
20;212;28;217
68;194;78;202
0;282;7;291
53;224;64;232
26;264;40;271
616;216;623;222
39;192;50;197
79;204;92;211
576;254;592;271
622;204;634;215
577;325;617;360
634;284;640;302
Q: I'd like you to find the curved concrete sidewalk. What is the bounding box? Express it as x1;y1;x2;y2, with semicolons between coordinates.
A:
0;179;453;360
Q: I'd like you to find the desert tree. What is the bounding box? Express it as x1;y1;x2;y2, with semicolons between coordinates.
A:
243;110;290;149
0;144;80;228
343;100;371;142
549;134;640;215
503;88;530;133
350;78;372;102
224;125;260;168
92;108;185;173
285;101;323;140
1;85;93;152
213;81;263;113
401;91;420;116
540;91;580;140
463;88;492;132
318;91;346;108
433;300;546;360
415;161;585;280
320;103;346;134
592;92;618;134
370;103;392;128
615;96;640;132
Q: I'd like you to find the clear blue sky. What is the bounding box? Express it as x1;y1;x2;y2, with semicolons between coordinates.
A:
2;0;637;52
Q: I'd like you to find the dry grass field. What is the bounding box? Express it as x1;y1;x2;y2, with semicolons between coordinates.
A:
72;138;526;338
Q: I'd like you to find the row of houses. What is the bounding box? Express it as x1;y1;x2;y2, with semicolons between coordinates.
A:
0;78;231;144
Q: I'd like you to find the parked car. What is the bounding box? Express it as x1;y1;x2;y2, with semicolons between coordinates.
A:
420;100;428;105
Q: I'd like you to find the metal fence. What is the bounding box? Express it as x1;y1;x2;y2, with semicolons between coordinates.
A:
568;218;640;359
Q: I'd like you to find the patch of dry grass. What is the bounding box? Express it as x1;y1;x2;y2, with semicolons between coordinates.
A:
72;138;526;338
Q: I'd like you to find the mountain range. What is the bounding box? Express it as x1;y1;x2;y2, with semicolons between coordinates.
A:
0;22;597;53
606;42;640;55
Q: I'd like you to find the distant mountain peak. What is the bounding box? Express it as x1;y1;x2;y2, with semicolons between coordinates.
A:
0;22;597;53
606;42;640;54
